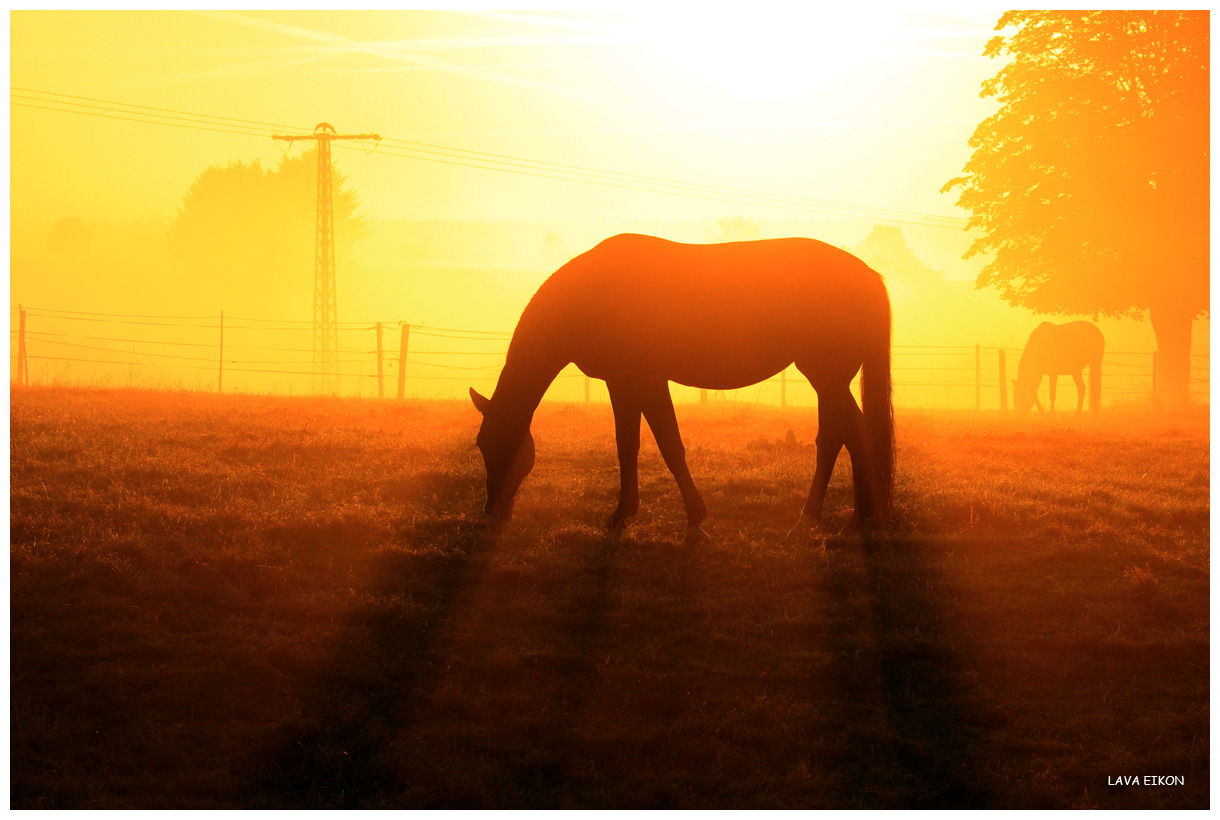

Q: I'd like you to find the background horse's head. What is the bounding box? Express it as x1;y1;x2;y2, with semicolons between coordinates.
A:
470;387;536;521
1012;377;1042;416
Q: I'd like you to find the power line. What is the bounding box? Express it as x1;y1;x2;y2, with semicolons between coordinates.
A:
17;306;219;320
12;86;971;229
365;137;968;227
11;101;271;140
359;142;968;228
23;312;221;329
10;86;301;131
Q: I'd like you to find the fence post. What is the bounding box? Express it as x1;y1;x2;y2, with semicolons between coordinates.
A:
376;322;385;399
975;343;981;411
998;348;1007;414
1151;351;1158;407
781;367;787;408
16;305;26;386
218;311;224;393
397;323;410;399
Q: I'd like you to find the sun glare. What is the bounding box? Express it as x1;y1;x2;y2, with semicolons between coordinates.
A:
629;9;891;100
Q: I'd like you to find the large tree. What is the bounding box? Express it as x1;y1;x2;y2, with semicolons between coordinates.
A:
943;11;1208;405
169;151;365;315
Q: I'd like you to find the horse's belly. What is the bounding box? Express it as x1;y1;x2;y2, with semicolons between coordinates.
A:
667;360;789;390
576;345;792;390
568;305;848;388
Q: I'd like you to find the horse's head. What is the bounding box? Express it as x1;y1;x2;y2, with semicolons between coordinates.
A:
1012;378;1042;416
470;387;536;522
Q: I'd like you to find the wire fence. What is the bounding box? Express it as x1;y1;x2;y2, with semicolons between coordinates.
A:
8;305;1210;408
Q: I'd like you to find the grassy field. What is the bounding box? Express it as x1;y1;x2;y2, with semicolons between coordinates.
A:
9;386;1210;809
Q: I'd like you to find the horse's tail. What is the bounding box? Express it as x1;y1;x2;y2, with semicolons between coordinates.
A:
861;282;895;520
1090;335;1104;416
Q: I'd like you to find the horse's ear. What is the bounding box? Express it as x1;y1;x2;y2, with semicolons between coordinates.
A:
469;387;490;415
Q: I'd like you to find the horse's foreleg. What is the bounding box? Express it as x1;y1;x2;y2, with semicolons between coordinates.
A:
1048;374;1058;414
639;382;708;543
605;382;641;532
1073;372;1085;415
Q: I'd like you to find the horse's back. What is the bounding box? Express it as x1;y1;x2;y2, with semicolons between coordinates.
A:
531;234;888;386
551;234;884;327
1026;320;1104;373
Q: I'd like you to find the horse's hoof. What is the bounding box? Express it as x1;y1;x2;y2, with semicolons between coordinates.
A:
605;513;633;536
684;525;710;544
479;517;505;544
784;514;817;543
845;514;883;536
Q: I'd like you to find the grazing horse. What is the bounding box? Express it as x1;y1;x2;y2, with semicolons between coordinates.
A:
469;233;894;542
1012;321;1105;416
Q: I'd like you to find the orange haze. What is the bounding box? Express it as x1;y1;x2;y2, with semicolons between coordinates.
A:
10;10;1208;406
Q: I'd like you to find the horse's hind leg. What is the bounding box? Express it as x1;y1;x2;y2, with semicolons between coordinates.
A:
794;388;844;531
1048;374;1058;414
638;381;708;543
790;378;870;535
605;381;642;532
1073;372;1085;415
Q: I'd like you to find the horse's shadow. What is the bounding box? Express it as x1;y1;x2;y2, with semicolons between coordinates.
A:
238;467;492;807
814;532;994;808
238;468;625;809
237;453;994;808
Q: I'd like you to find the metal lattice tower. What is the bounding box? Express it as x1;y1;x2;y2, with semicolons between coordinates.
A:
273;123;379;394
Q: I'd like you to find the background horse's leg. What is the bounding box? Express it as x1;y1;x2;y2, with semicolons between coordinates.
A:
1090;356;1102;416
638;381;708;543
1048;374;1058;413
605;381;642;532
1073;372;1086;415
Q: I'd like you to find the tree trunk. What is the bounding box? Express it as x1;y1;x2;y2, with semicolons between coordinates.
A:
1148;303;1195;407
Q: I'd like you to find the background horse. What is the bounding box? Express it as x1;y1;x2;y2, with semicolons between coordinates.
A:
470;233;894;542
1012;320;1105;416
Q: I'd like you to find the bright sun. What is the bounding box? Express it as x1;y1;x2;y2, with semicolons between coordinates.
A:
628;9;894;100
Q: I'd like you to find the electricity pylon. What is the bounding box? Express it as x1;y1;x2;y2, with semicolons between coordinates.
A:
273;123;379;394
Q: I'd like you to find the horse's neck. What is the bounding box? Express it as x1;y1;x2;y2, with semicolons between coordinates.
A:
490;286;572;428
493;341;567;426
1015;353;1039;382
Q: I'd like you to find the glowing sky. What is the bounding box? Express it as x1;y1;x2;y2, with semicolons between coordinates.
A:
11;8;1004;229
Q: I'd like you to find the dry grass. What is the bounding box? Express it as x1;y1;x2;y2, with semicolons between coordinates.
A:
9;387;1210;808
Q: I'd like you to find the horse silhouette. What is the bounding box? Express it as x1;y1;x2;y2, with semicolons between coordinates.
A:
1012;321;1105;416
469;233;894;542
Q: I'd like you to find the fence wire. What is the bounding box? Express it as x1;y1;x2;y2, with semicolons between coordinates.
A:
9;306;1210;406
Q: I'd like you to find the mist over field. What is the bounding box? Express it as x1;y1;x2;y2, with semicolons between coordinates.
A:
11;214;1209;402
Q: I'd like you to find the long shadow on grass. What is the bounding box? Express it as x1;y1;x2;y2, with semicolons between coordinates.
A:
816;533;994;808
240;467;495;808
238;470;632;809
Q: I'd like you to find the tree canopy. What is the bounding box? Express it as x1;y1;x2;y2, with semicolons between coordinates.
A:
168;151;366;315
943;11;1208;321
